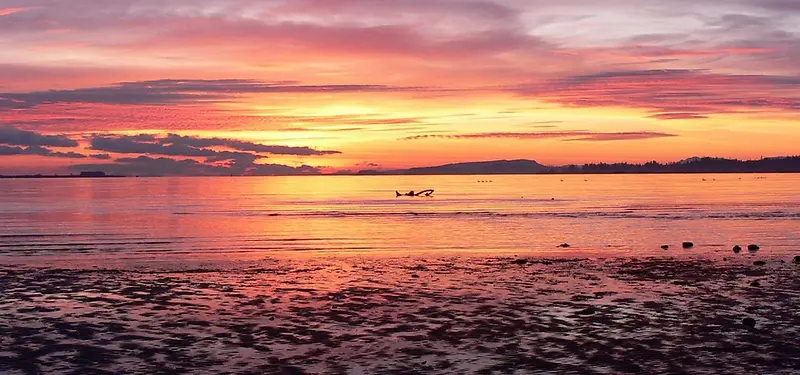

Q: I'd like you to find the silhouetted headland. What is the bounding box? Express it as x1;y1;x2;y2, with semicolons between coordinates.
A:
358;156;800;175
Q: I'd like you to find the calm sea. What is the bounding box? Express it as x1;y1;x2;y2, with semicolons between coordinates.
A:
1;174;798;265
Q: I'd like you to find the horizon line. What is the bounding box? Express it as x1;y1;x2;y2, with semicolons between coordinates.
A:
2;155;799;178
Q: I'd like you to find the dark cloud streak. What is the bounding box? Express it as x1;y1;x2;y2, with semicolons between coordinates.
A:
68;155;322;176
89;135;261;162
0;79;418;110
401;131;676;142
161;134;341;156
0;126;78;147
0;144;86;159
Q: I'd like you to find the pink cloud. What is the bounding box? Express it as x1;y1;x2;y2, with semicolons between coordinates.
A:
0;0;797;131
512;69;800;119
0;7;35;17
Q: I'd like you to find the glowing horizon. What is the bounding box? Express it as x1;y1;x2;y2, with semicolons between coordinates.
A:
1;0;798;175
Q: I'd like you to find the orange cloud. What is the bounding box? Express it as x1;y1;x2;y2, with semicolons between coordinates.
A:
0;0;799;173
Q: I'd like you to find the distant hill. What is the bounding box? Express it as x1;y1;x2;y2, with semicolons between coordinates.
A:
564;156;800;174
358;156;800;175
359;159;546;175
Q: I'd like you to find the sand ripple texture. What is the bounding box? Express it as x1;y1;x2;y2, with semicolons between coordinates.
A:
1;256;798;374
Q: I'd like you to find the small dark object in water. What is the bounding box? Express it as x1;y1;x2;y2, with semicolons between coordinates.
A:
411;274;420;278
558;243;571;248
396;189;434;197
512;259;528;266
733;245;742;253
794;256;800;264
742;318;756;328
753;261;767;266
750;281;761;287
661;245;669;250
748;244;760;251
682;242;694;249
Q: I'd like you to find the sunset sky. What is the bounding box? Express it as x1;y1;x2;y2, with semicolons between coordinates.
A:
1;0;798;175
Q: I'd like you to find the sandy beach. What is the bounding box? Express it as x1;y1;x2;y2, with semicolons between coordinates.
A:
1;254;797;375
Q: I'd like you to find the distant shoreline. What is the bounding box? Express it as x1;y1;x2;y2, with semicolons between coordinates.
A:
352;170;800;176
3;156;799;177
0;175;125;179
1;171;798;179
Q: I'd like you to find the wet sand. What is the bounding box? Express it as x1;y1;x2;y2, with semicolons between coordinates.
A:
0;255;798;374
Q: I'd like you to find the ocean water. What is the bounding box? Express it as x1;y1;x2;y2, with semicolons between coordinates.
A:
1;174;798;265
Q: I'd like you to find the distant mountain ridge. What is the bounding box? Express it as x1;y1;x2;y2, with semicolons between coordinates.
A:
359;159;546;175
359;156;800;175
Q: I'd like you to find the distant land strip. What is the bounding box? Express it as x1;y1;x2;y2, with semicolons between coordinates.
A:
357;156;800;175
2;156;800;178
0;175;125;179
0;171;124;179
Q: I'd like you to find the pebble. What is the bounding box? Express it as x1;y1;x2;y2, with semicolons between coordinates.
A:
742;318;756;328
748;244;760;252
753;261;767;266
733;245;742;253
661;245;669;250
576;307;596;316
682;242;694;249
